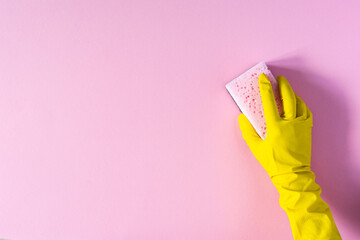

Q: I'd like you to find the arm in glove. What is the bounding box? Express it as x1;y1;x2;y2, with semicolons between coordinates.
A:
238;74;341;240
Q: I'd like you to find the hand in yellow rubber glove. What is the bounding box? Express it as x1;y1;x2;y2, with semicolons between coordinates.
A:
238;74;342;240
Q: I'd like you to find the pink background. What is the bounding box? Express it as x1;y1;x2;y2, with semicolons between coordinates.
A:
1;1;359;239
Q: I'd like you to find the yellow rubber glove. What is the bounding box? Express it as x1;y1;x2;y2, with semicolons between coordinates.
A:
238;74;342;240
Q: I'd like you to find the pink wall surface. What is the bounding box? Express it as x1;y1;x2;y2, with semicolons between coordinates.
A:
1;1;359;239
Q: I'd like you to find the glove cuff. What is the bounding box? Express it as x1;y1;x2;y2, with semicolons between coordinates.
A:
269;170;342;239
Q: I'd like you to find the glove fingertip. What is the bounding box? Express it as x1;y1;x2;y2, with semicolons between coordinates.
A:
238;114;260;140
238;114;249;128
259;73;269;82
276;75;287;82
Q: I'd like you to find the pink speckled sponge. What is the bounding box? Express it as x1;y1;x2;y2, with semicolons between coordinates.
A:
226;61;282;140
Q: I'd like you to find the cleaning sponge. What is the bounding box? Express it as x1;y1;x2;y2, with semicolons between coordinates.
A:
226;61;282;139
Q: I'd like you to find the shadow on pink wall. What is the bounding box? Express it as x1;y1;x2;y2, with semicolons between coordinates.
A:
268;58;360;234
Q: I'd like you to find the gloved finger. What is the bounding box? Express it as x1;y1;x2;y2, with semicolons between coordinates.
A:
276;75;296;120
238;114;260;141
295;94;308;119
259;74;280;124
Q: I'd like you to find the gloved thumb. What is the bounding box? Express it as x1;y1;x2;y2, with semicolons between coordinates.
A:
238;114;260;141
